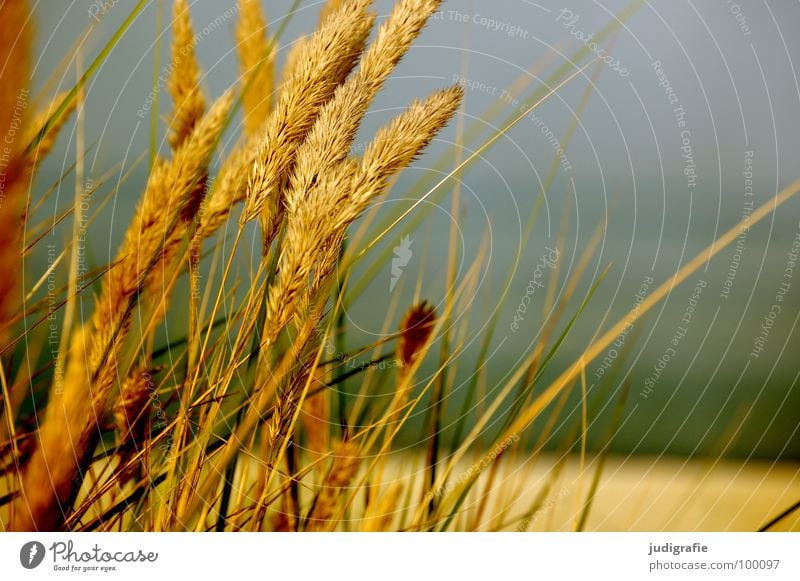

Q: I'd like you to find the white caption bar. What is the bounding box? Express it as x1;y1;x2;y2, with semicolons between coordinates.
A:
1;533;797;580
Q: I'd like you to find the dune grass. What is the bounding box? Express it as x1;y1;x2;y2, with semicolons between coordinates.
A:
0;0;797;532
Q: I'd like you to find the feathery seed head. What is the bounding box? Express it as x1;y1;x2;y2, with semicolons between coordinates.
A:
265;160;357;340
346;85;463;217
242;0;375;223
284;0;443;212
168;0;206;150
237;0;274;137
266;84;459;344
319;0;347;24
359;0;442;82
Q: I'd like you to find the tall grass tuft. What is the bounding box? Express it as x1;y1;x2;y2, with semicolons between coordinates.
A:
1;0;798;533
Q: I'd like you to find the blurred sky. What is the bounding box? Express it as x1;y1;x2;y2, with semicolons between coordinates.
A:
30;1;800;458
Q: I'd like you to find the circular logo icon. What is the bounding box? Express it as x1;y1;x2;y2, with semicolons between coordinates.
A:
19;541;46;569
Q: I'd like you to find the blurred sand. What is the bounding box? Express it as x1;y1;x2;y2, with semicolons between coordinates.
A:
428;454;800;531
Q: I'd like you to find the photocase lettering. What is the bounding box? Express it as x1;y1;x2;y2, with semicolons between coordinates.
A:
511;247;559;332
425;433;520;500
49;540;158;563
517;487;569;531
88;0;119;22
556;9;629;77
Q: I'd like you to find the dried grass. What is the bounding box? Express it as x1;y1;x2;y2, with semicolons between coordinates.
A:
3;0;791;535
0;0;32;345
167;0;206;150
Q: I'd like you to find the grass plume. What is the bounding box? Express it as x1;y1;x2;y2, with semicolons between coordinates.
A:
236;0;274;136
167;0;206;151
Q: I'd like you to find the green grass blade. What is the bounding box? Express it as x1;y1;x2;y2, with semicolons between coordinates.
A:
26;0;149;155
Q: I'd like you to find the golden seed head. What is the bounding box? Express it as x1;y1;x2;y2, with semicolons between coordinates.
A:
167;0;206;150
236;0;274;136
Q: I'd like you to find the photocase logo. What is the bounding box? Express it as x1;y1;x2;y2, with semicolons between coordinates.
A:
19;541;46;569
390;236;413;292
